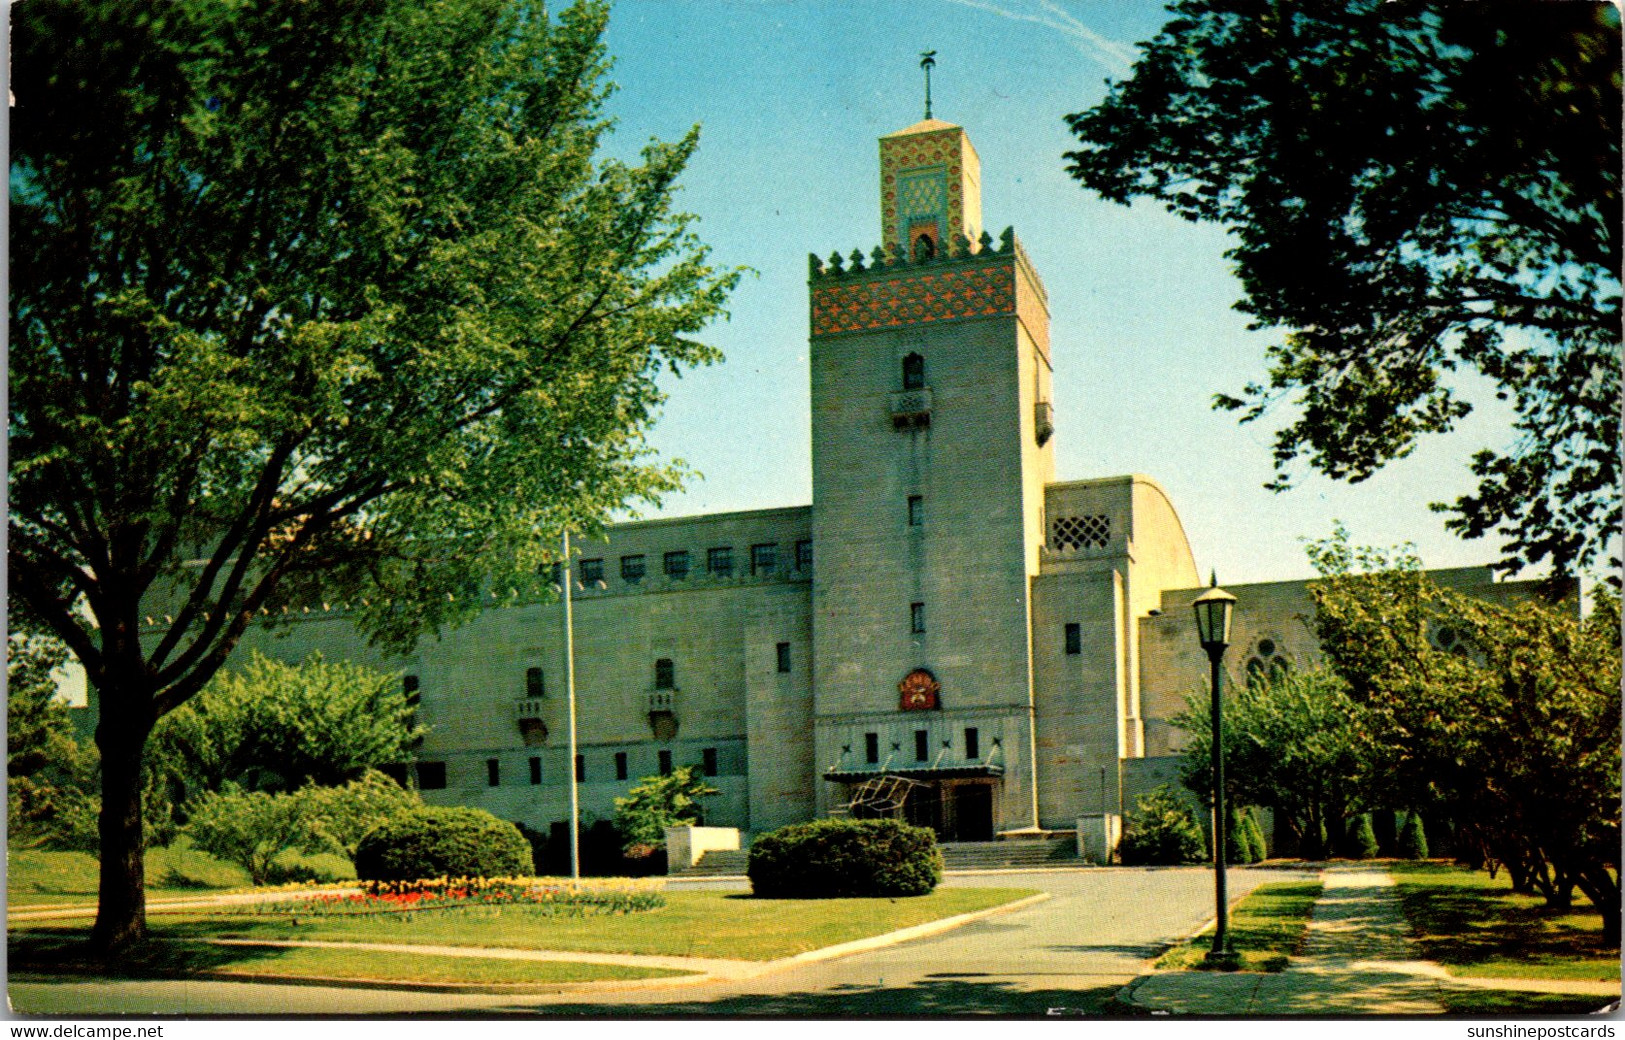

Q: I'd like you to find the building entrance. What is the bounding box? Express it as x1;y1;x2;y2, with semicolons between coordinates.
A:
952;783;994;841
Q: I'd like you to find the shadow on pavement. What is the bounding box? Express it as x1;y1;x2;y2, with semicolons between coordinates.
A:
482;978;1128;1017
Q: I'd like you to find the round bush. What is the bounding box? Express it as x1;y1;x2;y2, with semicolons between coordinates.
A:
747;818;942;898
354;806;532;882
1118;785;1206;866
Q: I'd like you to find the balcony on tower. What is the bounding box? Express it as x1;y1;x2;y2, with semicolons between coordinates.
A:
890;387;933;428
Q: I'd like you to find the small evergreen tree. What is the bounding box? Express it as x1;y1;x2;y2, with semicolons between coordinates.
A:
1398;812;1430;860
1245;810;1269;862
1345;813;1380;860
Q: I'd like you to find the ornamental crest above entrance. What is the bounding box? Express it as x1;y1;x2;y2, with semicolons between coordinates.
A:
898;668;940;711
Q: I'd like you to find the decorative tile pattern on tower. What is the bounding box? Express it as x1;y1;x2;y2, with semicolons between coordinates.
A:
810;261;1015;337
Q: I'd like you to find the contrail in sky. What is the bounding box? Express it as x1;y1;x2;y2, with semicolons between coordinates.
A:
942;0;1138;76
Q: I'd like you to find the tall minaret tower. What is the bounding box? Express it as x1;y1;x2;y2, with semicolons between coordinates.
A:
807;112;1055;838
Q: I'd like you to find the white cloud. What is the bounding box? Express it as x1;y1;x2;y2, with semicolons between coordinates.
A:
942;0;1138;75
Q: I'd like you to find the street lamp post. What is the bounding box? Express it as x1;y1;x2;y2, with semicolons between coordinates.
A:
1192;575;1239;970
562;530;580;881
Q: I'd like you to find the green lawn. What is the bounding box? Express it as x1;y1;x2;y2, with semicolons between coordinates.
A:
9;842;354;907
1390;862;1619;983
1436;990;1619;1016
14;888;1036;962
9;931;685;986
1156;880;1324;973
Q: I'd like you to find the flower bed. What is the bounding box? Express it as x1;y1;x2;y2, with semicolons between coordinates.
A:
233;876;666;918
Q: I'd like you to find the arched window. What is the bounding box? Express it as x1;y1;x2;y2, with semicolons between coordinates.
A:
912;233;935;262
654;658;675;690
902;352;925;390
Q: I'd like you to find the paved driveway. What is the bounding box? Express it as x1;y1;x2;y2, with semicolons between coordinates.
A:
10;866;1308;1017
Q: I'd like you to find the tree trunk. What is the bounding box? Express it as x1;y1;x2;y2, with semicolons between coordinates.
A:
90;721;151;954
1572;863;1621;947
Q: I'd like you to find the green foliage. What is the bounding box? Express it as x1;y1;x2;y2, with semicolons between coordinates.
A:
1226;808;1266;865
354;806;532;883
611;765;719;851
182;770;417;884
299;770;423;859
1244;810;1269;862
1344;814;1380;861
1066;1;1621;578
6;633;100;852
10;0;737;944
747;818;942;899
184;787;320;886
1308;529;1621;939
1176;665;1373;863
1399;813;1430;861
1118;786;1207;866
150;652;421;807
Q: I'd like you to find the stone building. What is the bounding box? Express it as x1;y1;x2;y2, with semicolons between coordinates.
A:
218;118;1549;847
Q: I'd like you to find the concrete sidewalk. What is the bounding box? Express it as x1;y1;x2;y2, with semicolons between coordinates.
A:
1122;865;1619;1015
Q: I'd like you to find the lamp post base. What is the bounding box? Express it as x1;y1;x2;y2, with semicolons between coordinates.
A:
1203;947;1242;972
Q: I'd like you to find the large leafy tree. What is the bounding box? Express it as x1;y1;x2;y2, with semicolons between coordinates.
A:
1307;532;1620;943
1066;0;1621;579
148;652;423;807
1176;667;1376;860
10;0;738;951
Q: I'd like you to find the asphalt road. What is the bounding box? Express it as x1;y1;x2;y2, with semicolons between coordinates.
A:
9;866;1308;1018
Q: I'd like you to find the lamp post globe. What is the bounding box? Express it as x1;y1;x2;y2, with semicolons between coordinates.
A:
1192;576;1240;970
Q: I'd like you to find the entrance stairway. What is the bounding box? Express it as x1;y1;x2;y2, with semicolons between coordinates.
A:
673;835;1080;877
938;837;1079;871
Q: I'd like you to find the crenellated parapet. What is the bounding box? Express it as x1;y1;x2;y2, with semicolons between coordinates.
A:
808;226;1049;357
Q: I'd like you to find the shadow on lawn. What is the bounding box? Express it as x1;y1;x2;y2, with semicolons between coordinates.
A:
10;930;299;980
1397;878;1618;970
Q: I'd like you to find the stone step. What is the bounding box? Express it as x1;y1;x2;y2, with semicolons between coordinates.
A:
672;849;749;877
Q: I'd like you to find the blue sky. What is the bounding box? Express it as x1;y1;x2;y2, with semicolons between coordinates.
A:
595;0;1524;587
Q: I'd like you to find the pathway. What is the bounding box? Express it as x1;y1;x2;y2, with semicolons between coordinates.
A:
1126;864;1619;1015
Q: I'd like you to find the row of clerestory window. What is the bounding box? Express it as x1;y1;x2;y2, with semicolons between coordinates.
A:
861;727;982;764
407;746;728;790
567;539;812;587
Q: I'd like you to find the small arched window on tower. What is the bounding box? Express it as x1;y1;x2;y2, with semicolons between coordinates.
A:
912;233;935;262
902;352;926;391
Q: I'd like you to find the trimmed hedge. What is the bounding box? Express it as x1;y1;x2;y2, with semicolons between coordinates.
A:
1398;812;1429;860
747;818;942;898
354;806;532;882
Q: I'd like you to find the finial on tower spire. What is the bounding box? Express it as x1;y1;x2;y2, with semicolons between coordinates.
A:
920;51;936;120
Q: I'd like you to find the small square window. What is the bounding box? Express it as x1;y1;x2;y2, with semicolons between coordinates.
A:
796;540;813;570
658;750;673;775
1065;623;1082;656
486;758;501;787
702;747;718;777
417;761;447;790
529;756;542;785
914;729;929;762
525;666;545;698
751;543;777;575
574;754;585;782
908;495;923;526
402;675;420;703
864;733;879;764
965;728;980;761
621;555;646;582
776;642;792;673
655;658;675;690
579;558;604;584
664;550;690;578
911;602;925;634
707;546;733;576
615;751;628;781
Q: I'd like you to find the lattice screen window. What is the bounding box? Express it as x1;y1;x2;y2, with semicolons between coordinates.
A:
1050;515;1111;550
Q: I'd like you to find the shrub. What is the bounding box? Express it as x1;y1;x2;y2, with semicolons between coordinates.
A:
299;770;421;858
354;806;532;882
185;786;317;885
612;765;718;852
1118;786;1206;866
748;818;941;898
1344;813;1380;860
1398;812;1429;860
1244;810;1269;862
1225;808;1265;864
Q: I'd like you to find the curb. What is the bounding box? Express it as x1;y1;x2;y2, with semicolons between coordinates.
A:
785;891;1052;968
190;968;712;996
